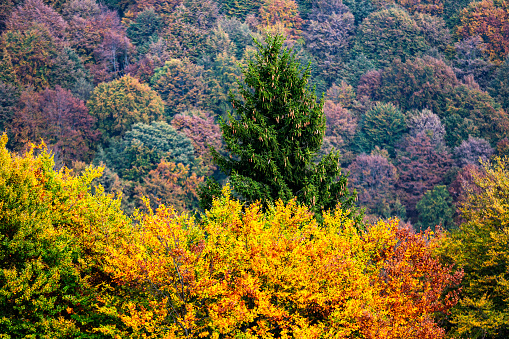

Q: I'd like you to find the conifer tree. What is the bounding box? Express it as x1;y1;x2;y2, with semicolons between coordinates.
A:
201;34;357;219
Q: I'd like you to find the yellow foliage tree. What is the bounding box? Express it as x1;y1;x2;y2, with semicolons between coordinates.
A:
0;134;133;337
440;156;509;338
106;186;462;338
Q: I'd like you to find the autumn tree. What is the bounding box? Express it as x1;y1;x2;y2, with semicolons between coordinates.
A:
8;87;99;166
397;133;453;221
219;0;264;20
87;75;164;139
407;109;446;150
201;34;357;218
348;153;401;219
162;0;220;61
171;110;222;175
456;0;509;64
303;0;354;82
454;136;494;167
439;156;509;338
453;36;497;90
151;58;209;116
0;24;61;90
126;7;163;53
134;160;203;212
491;55;509;111
6;0;68;42
105;185;462;338
0;135;132;337
0;81;18;132
66;4;133;83
320;100;357;159
258;0;304;41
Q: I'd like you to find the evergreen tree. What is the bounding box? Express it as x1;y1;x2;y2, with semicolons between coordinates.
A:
200;34;357;219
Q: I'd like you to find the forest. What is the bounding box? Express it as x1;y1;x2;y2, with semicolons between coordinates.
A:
1;0;509;337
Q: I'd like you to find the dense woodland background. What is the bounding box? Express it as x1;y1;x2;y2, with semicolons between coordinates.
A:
2;0;509;337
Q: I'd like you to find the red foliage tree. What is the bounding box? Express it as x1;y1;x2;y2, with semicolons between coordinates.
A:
171;110;222;175
396;133;452;221
6;0;68;42
8;86;99;166
348;153;398;217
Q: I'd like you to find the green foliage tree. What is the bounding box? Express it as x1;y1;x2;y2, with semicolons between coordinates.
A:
439;156;509;338
353;7;430;68
354;102;407;157
416;185;455;231
99;121;195;181
0;134;132;337
87;75;164;140
201;34;357;219
491;56;509;111
126;7;163;52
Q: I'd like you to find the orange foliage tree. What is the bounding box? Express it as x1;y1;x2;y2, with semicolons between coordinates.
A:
259;0;303;41
105;186;462;338
456;0;509;64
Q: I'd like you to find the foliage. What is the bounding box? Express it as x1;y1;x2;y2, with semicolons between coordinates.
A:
8;86;100;166
342;0;375;25
258;0;304;41
376;56;460;113
99;121;195;181
396;133;453;221
439;156;509;338
202;35;357;218
456;0;509;64
0;134;132;337
171;110;222;175
0;24;62;90
87;75;164;139
0;80;18;132
162;0;220;61
353;7;430;68
303;0;354;82
416;185;455;231
395;0;444;14
443;84;509;147
134;160;203;212
6;0;68;42
339;53;376;88
66;4;133;83
105;185;462;338
354;102;407;157
151;58;209;116
454;36;497;90
219;0;264;20
454;136;494;167
126;7;163;51
491;55;509;111
320;100;357;157
203;35;243;116
348;153;400;218
407;109;446;150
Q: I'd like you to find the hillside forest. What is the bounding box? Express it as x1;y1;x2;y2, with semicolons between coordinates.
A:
2;0;509;337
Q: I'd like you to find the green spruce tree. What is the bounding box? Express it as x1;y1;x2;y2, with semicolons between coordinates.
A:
200;34;357;220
